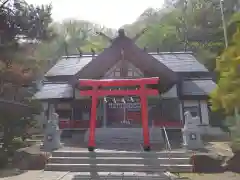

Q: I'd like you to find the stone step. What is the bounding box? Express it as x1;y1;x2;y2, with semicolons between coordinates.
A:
52;150;192;158
45;163;193;172
56;172;174;180
84;128;164;144
48;157;190;165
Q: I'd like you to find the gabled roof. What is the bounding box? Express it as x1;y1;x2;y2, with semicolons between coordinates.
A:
182;79;217;96
34;79;217;100
45;55;92;77
151;52;208;72
44;29;212;89
33;83;73;100
74;36;178;84
45;51;208;79
45;31;180;85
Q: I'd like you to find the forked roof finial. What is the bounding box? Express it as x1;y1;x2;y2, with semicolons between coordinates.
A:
118;29;125;37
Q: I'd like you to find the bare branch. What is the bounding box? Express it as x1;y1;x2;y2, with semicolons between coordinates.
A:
0;0;10;9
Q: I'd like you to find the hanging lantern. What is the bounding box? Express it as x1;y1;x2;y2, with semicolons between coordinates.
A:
104;97;107;103
130;97;134;102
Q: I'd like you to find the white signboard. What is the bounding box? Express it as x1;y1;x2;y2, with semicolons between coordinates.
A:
108;102;141;109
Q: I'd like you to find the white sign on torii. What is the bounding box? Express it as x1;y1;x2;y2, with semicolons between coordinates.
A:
108;102;141;109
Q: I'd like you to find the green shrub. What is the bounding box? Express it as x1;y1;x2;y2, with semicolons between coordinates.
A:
11;137;27;149
231;137;240;153
7;137;28;156
209;110;226;127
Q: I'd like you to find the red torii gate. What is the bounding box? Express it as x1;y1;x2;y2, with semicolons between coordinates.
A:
79;77;159;151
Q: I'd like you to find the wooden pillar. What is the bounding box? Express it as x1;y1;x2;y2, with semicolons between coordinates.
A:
140;84;150;151
88;87;98;151
103;97;107;128
48;103;55;119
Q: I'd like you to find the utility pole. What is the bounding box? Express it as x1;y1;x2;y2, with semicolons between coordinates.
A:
182;0;188;51
220;0;228;48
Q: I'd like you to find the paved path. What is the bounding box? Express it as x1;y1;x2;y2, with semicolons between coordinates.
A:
0;171;171;180
2;170;240;180
0;171;68;180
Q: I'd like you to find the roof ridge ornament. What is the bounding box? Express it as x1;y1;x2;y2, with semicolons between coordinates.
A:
143;46;147;52
96;31;113;42
91;48;95;56
118;28;125;37
77;48;82;57
133;27;148;42
63;41;69;59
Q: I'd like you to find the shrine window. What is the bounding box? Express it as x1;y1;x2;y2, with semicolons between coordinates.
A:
184;106;200;118
82;111;90;120
114;71;120;77
56;110;71;119
127;69;133;77
56;103;71;120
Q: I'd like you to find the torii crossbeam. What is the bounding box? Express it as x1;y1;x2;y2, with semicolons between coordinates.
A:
79;77;160;152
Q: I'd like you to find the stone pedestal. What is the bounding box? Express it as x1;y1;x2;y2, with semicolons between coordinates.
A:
182;129;203;150
43;113;62;151
182;111;203;150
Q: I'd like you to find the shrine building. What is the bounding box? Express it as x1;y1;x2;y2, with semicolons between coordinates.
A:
34;29;217;135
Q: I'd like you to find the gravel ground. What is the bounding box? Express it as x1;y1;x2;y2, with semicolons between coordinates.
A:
179;172;240;180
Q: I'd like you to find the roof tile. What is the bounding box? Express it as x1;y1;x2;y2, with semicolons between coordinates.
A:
152;53;208;72
45;56;92;77
34;83;73;99
182;80;217;95
45;52;208;77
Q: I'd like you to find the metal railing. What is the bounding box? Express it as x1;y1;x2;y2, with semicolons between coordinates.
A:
163;126;172;172
163;126;171;151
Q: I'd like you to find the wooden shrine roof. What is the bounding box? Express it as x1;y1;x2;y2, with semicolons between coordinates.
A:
33;83;73;100
34;29;216;100
34;79;217;100
45;52;208;79
182;79;217;96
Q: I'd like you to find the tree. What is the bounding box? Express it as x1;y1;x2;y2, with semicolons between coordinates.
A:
122;0;239;71
0;0;53;153
34;19;115;73
211;23;240;153
211;25;240;114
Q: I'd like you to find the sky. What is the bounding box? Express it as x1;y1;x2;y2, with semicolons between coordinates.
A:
26;0;164;29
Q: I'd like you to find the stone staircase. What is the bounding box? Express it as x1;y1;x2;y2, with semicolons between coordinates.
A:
47;128;192;179
45;149;193;179
43;171;187;180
